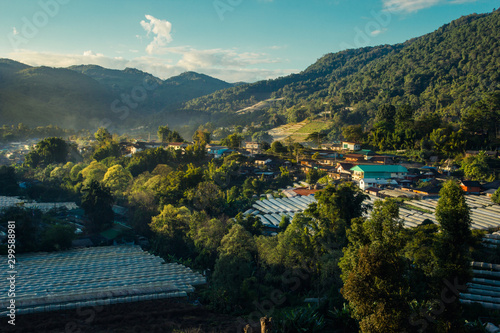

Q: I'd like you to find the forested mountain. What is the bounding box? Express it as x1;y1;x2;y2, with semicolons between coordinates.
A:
69;65;234;110
175;10;500;131
0;60;114;129
0;61;233;130
1;10;499;134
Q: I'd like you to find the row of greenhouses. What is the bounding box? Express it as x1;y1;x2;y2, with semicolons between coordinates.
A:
0;245;205;316
248;192;500;230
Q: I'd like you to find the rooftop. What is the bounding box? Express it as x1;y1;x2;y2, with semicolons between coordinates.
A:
350;165;408;173
0;245;205;317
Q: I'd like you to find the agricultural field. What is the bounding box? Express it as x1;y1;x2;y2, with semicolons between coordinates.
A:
269;120;334;142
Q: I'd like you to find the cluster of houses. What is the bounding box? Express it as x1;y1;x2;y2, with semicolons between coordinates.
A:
0;140;37;165
116;139;500;199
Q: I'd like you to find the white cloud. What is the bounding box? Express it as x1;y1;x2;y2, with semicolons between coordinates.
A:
12;27;19;35
8;50;129;69
267;45;287;50
140;15;173;54
382;0;478;13
162;46;281;71
370;28;388;36
7;49;296;83
83;50;105;57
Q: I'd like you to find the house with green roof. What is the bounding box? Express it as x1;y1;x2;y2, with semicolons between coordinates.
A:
350;165;408;180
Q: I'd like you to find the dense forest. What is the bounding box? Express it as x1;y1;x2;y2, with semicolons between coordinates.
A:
176;10;500;140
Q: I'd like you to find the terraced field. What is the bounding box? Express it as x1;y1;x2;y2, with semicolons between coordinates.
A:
268;120;334;142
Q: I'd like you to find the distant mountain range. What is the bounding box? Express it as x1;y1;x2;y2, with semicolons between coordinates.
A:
1;9;499;134
0;61;234;130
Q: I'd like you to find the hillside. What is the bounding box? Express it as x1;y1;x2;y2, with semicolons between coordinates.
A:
0;62;233;130
0;63;114;129
69;66;234;109
174;10;500;132
1;10;499;134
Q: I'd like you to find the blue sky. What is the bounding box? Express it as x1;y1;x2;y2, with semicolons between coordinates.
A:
0;0;497;82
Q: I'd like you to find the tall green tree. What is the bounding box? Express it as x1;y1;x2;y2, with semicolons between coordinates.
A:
149;205;192;258
94;127;112;143
340;199;410;333
210;224;257;312
157;125;171;143
433;180;472;332
81;180;114;233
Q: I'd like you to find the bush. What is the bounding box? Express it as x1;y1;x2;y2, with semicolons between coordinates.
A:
271;305;325;333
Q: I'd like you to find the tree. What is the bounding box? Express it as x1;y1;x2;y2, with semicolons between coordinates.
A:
103;164;133;195
149;205;191;258
279;215;290;231
210;224;256;312
306;168;325;184
40;224;76;251
157;125;171;143
1;207;42;253
94;127;112;143
80;161;108;183
395;104;414;131
192;129;211;145
186;181;225;216
376;104;396;128
24;137;68;168
24;151;41;168
270;140;286;154
189;213;231;267
461;93;500;143
309;183;368;235
306;131;327;147
492;187;500;204
168;130;184;143
221;133;244;149
70;163;86;182
251;131;273;144
461;151;490;181
0;166;18;195
233;212;263;236
81;180;114;233
434;180;472;332
93;140;120;161
342;125;364;143
430;128;449;155
340;199;410;333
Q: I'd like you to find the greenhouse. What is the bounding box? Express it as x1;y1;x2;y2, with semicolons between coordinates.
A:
0;245;205;316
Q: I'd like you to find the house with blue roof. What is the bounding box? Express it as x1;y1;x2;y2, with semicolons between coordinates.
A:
350;165;408;180
206;146;233;158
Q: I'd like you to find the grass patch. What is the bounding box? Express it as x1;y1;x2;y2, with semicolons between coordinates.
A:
294;120;333;134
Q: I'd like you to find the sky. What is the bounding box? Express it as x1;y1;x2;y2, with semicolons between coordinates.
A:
0;0;497;83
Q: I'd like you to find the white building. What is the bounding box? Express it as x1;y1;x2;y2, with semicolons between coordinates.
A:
342;141;361;151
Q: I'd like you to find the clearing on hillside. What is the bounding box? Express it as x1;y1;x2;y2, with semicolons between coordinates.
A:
269;120;334;143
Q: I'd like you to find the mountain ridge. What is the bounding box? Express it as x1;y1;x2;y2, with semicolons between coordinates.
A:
0;60;234;130
1;9;499;133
